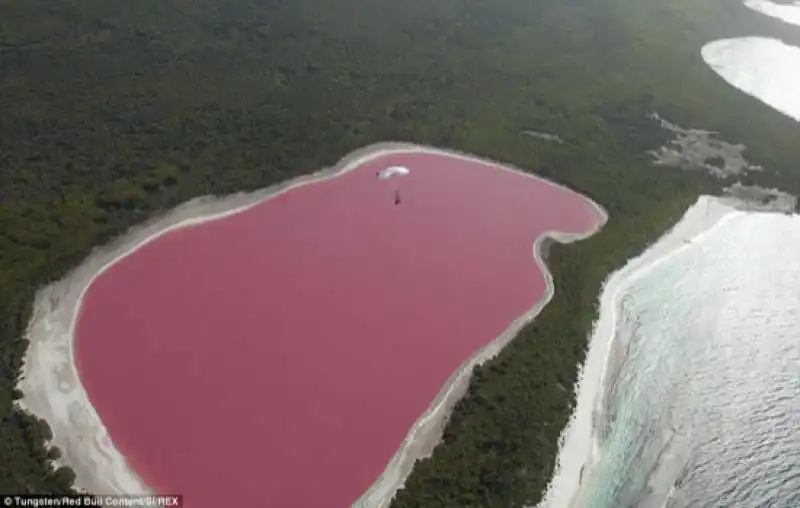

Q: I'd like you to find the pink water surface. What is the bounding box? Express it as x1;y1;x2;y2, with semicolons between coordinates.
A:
75;150;601;508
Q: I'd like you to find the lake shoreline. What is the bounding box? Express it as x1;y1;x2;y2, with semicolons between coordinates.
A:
16;143;607;506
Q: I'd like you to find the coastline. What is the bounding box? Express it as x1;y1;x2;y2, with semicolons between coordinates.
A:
15;142;607;505
534;196;744;508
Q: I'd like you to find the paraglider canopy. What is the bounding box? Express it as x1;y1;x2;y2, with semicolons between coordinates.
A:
376;165;411;179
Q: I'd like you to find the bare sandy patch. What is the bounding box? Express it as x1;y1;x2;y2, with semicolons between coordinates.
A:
16;142;607;506
647;112;764;178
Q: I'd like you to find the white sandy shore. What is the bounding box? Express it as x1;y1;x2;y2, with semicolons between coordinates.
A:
16;142;607;506
534;196;744;508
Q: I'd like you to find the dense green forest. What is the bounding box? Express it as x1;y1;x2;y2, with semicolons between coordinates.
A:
1;0;799;504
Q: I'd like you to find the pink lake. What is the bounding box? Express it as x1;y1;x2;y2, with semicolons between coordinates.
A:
74;150;602;508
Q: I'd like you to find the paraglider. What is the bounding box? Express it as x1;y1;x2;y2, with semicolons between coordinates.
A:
376;165;410;205
376;165;410;179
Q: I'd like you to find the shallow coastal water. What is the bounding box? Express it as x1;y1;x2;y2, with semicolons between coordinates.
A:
576;211;800;507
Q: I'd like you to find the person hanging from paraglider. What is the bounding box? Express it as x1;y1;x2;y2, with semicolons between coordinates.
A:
394;189;401;206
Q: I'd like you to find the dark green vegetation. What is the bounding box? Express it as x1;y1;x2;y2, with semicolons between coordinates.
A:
1;0;799;502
